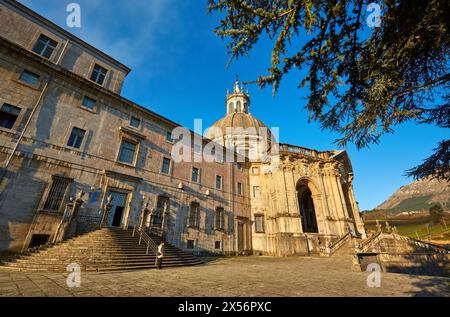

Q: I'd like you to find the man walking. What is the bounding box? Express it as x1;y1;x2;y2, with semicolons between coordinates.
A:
156;242;165;270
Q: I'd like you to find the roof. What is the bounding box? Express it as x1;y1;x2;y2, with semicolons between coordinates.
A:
206;112;271;139
3;0;131;75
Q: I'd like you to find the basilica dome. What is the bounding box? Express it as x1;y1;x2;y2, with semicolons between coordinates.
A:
206;112;269;139
205;79;272;141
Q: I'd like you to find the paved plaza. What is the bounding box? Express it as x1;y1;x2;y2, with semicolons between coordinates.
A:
0;256;448;297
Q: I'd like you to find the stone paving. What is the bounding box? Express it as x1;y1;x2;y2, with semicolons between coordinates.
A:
0;256;448;297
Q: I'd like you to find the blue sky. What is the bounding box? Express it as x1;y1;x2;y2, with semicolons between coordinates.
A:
19;0;449;211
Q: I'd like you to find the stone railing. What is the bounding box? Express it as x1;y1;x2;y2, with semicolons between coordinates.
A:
279;143;330;159
357;232;449;254
392;234;449;254
357;231;384;253
326;232;352;255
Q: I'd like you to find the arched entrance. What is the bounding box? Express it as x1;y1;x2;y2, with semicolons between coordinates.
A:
297;182;319;233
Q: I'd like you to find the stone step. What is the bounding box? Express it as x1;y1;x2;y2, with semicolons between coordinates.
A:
7;258;202;268
10;254;199;262
1;228;203;272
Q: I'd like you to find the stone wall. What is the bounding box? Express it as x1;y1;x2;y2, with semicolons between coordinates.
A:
0;29;251;254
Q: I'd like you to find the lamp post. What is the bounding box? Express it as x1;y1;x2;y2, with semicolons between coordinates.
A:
53;190;86;243
100;195;113;228
139;197;152;230
161;200;169;239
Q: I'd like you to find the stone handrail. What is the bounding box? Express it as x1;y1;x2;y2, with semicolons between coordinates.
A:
327;232;352;255
392;234;449;254
357;231;384;253
279;143;328;159
357;232;449;254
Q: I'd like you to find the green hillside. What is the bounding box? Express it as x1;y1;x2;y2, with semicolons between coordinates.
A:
387;195;434;213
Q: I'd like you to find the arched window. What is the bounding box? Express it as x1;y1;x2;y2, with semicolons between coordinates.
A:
236;101;242;112
153;196;169;225
189;202;200;228
243;102;248;113
228;102;234;113
215;207;224;230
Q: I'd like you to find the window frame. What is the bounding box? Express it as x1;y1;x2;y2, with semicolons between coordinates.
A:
215;207;225;231
191;167;201;183
216;175;223;190
19;69;40;86
41;176;73;213
188;202;200;228
81;96;97;111
117;138;139;166
130;116;141;129
254;214;265;233
66;127;87;149
165;131;174;143
237;182;243;196
90;64;108;86
187;240;195;249
253;186;261;198
161;157;172;175
32;34;58;59
0;103;21;130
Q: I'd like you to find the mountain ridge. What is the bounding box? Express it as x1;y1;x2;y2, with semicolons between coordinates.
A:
375;178;449;213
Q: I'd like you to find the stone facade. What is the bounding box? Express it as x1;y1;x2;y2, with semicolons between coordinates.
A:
0;0;365;257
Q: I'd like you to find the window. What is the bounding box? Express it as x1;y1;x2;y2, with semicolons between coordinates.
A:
253;186;261;198
237;182;243;196
161;157;171;174
82;96;96;110
153;196;169;225
130;117;141;129
236;101;242;112
32;34;58;59
166;131;173;142
236;163;243;170
188;202;200;228
252;167;259;175
43;177;71;211
215;207;224;230
90;64;108;85
228;102;234;113
118;140;137;165
67;127;86;149
29;234;50;248
215;241;221;250
0;104;21;129
192;167;200;183
216;175;223;190
255;215;265;233
19;70;40;85
187;240;195;249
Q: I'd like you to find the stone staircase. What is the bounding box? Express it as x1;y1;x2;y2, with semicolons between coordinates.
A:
0;228;203;272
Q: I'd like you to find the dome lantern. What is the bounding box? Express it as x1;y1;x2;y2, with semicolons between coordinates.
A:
226;76;250;115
